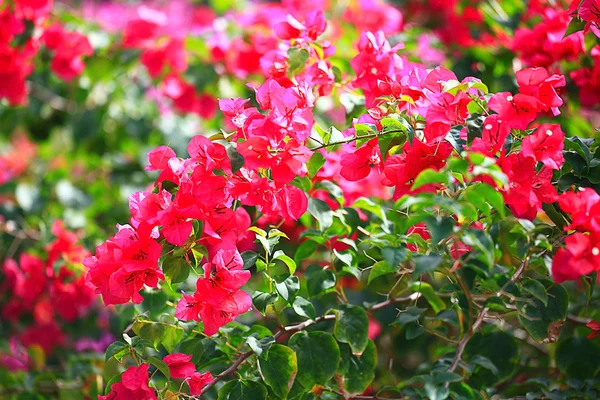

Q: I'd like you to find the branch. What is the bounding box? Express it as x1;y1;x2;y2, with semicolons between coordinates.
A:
309;129;407;151
446;256;530;377
197;296;413;396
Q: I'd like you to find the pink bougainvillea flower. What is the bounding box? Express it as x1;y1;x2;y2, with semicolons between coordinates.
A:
187;371;214;395
551;233;600;283
516;67;565;116
521;123;565;170
100;364;158;400
587;320;600;339
163;353;196;379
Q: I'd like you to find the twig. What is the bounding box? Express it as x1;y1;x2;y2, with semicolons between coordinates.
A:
309;129;407;151
196;296;414;396
446;256;530;379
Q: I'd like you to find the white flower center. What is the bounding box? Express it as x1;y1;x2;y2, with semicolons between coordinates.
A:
545;129;553;136
485;124;493;130
506;95;513;101
593;248;600;256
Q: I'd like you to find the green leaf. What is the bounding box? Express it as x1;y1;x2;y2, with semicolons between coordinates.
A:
396;306;427;326
242;251;258;269
522;278;548;307
136;290;168;317
517;279;568;342
132;320;165;350
305;264;336;297
105;341;129;363
275;276;300;303
288;48;310;76
307;198;333;232
227;145;245;173
412;169;451;191
337;341;377;394
368;260;397;285
410;282;446;313
563;17;586;38
292;297;316;320
413;255;443;278
294;240;319;265
381;247;408;268
218;380;268;400
378;118;409;161
462;183;505;219
252;291;278;315
289;331;340;389
466;113;485;144
179;339;204;363
424;215;455;243
333;249;353;267
162;325;185;353
147;356;170;380
556;337;600;380
162;256;190;286
307;152;326;178
464;331;519;389
273;251;297;275
247;336;275;358
258;344;298;399
334;304;369;355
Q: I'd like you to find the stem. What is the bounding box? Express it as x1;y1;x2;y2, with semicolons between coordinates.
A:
195;296;414;397
445;255;531;380
309;129;407;151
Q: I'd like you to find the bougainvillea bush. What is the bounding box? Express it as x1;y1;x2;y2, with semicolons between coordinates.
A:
2;0;600;399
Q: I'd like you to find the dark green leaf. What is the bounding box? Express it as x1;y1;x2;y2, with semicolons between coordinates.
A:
105;341;129;363
227;145;245;173
413;255;443;278
289;331;340;389
368;260;397;285
517;280;568;342
162;256;190;286
307;198;333;232
334;304;369;355
275;276;300;303
218;380;268;400
381;247;408;268
258;344;298;399
242;251;259;269
147;356;170;380
305;264;336;297
556;338;600;380
337;341;377;394
292;297;316;320
252;291;278;315
522;278;548;307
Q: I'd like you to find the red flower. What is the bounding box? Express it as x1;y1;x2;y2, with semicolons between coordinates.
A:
521;124;564;170
14;0;52;21
488;92;538;130
100;364;158;400
84;225;163;305
163;353;196;379
516;67;565;116
187;371;214;395
552;233;600;283
41;24;93;81
587;320;600;339
340;139;381;182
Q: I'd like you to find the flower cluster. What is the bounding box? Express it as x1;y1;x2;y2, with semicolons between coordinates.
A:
552;189;600;282
0;0;92;104
1;221;95;356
